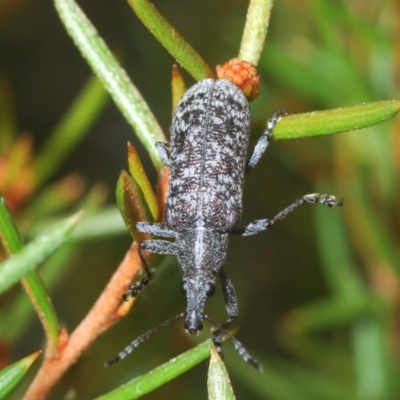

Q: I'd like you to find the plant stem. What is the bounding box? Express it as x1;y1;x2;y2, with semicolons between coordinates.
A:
239;0;274;65
23;242;142;400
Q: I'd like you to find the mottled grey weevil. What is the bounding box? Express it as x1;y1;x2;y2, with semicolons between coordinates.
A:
106;78;343;370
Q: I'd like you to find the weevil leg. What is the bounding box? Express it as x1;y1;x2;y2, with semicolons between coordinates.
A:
218;267;239;325
246;109;287;173
105;312;185;367
232;193;344;236
206;315;262;372
155;142;171;167
212;268;239;357
123;239;177;300
137;221;177;238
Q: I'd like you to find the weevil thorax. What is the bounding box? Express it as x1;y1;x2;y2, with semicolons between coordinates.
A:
176;229;228;335
165;79;251;232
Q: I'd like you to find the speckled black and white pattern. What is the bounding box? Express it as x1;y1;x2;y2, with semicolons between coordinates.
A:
165;79;251;231
110;79;343;371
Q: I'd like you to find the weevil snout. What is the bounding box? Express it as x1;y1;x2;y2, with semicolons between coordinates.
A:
181;279;212;335
184;313;203;335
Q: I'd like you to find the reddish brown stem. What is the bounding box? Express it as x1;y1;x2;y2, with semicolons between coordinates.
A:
24;167;169;399
23;241;141;400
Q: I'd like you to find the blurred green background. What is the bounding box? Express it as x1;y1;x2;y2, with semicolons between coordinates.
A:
1;0;399;399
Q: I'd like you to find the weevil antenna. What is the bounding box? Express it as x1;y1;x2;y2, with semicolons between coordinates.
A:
203;314;263;372
104;312;185;368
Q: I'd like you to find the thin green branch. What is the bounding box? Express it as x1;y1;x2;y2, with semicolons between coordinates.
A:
0;195;60;352
0;211;83;294
55;0;166;171
239;0;274;65
34;75;109;188
0;202;82;353
94;340;212;400
353;319;391;399
254;100;400;141
0;195;23;255
128;0;214;81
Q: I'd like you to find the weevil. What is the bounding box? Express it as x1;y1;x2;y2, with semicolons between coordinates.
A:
106;79;343;369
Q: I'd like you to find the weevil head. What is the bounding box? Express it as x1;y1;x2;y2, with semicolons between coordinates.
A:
176;228;228;335
181;272;216;334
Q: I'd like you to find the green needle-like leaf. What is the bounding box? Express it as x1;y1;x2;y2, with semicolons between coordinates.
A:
0;211;82;295
261;42;371;106
70;207;126;241
239;0;274;66
171;66;186;112
127;142;158;222
116;170;154;242
208;346;236;400
0;351;41;399
313;184;366;300
94;340;212;400
0;244;76;343
34;75;109;188
282;296;386;335
353;318;391;400
127;0;214;81
55;0;166;171
0;194;61;350
21;273;60;353
28;207;127;242
252;100;400;140
0;195;23;255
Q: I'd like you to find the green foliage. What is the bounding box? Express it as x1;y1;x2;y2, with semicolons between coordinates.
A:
0;0;399;399
208;347;236;400
0;351;41;399
55;0;166;171
95;340;212;400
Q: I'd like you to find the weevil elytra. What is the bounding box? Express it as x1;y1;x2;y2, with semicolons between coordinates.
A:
106;79;343;370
